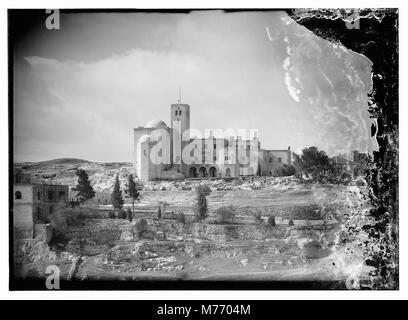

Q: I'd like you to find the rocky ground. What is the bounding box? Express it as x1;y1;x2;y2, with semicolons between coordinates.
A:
16;214;372;287
14;159;373;288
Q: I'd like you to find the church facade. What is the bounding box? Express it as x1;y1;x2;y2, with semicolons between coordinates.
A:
133;103;292;182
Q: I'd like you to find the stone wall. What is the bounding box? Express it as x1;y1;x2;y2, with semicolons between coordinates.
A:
65;218;289;244
65;219;128;245
62;217;337;255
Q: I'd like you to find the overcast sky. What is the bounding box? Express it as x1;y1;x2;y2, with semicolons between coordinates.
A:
13;10;377;162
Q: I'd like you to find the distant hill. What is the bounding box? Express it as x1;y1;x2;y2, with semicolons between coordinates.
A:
36;158;91;165
16;158;90;166
13;158;135;193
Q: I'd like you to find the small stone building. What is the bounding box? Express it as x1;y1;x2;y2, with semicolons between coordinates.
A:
13;170;68;239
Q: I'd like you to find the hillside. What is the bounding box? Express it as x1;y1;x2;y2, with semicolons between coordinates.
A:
14;158;135;192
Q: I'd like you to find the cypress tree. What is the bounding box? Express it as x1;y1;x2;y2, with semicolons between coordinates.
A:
125;174;140;218
72;169;95;203
194;185;209;221
111;175;124;210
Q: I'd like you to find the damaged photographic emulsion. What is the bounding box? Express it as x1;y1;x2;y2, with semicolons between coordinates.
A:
9;8;398;290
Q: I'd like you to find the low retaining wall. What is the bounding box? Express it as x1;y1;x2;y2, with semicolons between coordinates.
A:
65;218;292;244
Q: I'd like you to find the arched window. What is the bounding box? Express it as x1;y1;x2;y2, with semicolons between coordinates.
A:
15;191;22;200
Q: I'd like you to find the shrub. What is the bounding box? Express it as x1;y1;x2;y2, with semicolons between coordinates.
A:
288;219;294;226
254;212;262;225
198;185;211;196
118;209;127;219
214;206;235;224
48;205;87;243
268;215;276;227
176;211;186;223
340;171;353;182
108;211;116;219
194;186;210;221
274;164;296;177
126;208;133;222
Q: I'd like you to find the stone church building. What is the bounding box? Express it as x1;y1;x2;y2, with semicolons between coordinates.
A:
134;103;291;182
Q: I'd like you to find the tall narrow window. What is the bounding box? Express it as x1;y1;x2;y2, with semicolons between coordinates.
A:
48;190;54;200
179;110;182;115
58;191;65;200
15;191;22;200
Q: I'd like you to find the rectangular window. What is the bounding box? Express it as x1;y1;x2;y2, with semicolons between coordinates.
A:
278;157;282;163
58;191;65;200
47;190;54;200
269;157;273;163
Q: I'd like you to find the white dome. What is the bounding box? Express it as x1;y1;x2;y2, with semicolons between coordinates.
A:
139;134;151;144
145;119;168;129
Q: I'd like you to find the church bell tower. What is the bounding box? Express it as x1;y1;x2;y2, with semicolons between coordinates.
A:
171;95;190;166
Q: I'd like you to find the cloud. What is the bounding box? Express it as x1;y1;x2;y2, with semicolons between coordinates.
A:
13;11;376;162
15;42;287;161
